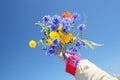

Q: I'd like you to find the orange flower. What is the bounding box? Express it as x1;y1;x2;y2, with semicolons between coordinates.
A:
62;11;73;21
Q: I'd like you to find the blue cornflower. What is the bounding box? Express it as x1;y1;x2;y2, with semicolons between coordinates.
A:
72;12;81;20
42;15;52;24
46;45;57;56
62;26;70;34
52;15;62;24
77;24;86;32
50;24;58;31
76;40;84;49
52;39;60;46
62;18;71;27
62;18;71;34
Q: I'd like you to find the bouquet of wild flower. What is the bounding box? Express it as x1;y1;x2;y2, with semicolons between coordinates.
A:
29;11;102;56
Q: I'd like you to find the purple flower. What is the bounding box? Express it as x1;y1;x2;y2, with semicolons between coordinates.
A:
52;15;62;24
76;40;84;49
46;45;57;56
62;52;70;61
42;15;52;24
77;24;86;32
72;12;81;20
62;18;71;27
62;26;70;34
52;39;60;46
50;24;58;31
62;18;71;34
47;48;56;56
69;47;77;55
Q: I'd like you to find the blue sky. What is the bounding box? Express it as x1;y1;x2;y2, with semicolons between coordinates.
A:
0;0;120;80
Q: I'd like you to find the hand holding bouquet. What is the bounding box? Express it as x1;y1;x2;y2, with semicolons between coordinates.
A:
28;11;119;80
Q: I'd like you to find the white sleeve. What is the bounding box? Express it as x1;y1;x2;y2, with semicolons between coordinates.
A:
75;59;118;80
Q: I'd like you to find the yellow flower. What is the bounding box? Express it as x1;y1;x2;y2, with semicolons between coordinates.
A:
58;25;63;32
65;32;72;43
49;32;60;39
59;32;66;44
59;32;72;44
71;37;76;44
29;40;37;48
59;38;65;44
46;39;52;46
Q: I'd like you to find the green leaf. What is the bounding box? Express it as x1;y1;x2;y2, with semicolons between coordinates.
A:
37;39;47;50
76;33;83;39
82;40;103;50
35;21;44;27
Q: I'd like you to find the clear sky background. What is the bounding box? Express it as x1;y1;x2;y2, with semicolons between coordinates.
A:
0;0;120;80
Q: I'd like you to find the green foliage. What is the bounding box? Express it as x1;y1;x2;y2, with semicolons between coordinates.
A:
82;40;103;50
